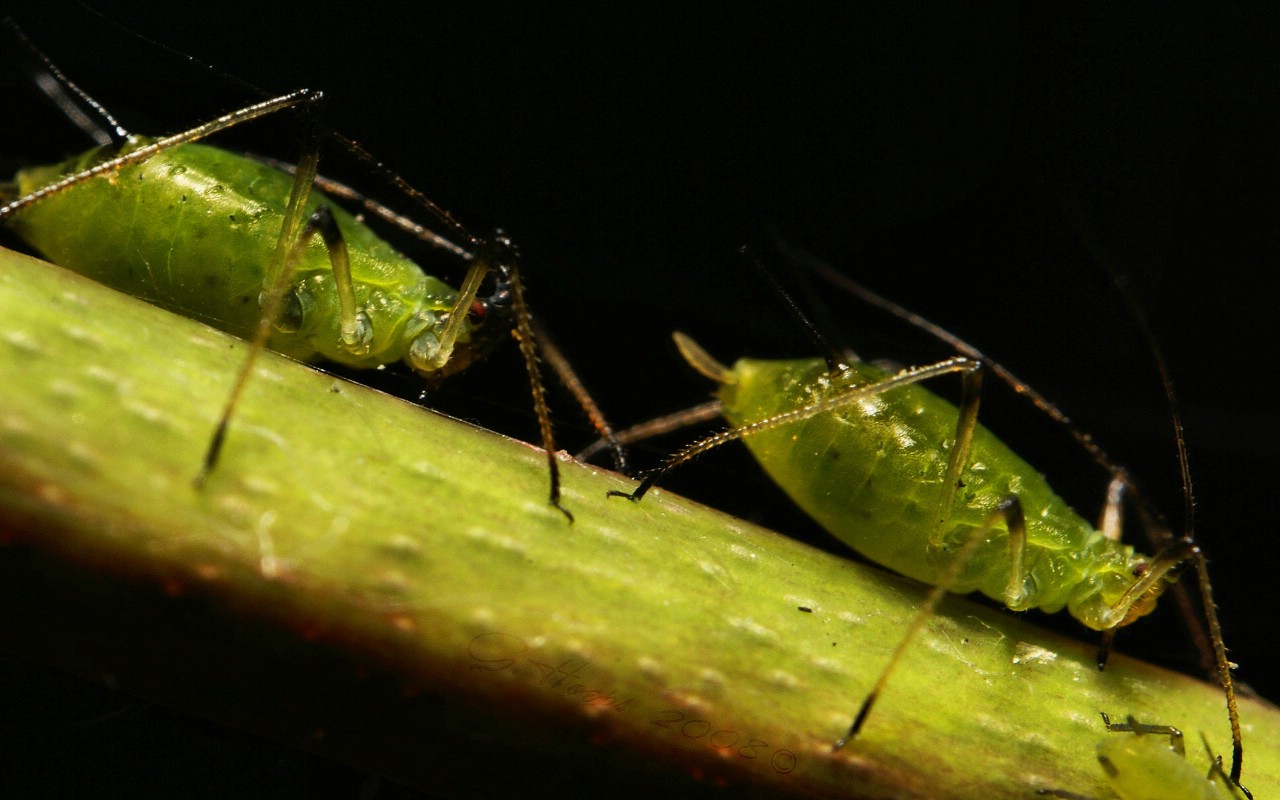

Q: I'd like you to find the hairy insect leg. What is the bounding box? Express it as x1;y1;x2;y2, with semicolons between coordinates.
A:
1189;548;1246;789
532;317;628;473
1199;734;1252;800
610;352;985;501
833;495;1027;750
889;348;1034;605
418;235;572;521
493;240;573;522
576;401;724;465
1091;472;1227;725
930;358;985;545
196;115;324;486
0;87;323;224
1100;712;1184;753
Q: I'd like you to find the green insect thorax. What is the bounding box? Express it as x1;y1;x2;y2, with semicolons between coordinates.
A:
719;356;1164;630
8;136;480;375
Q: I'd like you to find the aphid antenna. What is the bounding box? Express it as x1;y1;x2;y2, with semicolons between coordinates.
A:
531;316;628;473
738;243;856;372
580;241;861;469
779;239;1137;487
246;155;471;259
3;18;129;147
77;4;477;252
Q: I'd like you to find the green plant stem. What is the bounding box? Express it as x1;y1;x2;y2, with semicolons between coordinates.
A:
0;246;1275;799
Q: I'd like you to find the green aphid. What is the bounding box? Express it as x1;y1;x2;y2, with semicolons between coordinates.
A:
1;22;577;518
1040;714;1249;800
608;257;1247;790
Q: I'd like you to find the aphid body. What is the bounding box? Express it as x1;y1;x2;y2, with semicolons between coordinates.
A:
678;342;1168;633
1042;714;1246;800
8;137;498;379
1095;729;1240;800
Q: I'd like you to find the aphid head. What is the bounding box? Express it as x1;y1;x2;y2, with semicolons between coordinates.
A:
1116;537;1199;629
1069;554;1176;632
408;308;505;383
405;237;518;381
1115;568;1170;627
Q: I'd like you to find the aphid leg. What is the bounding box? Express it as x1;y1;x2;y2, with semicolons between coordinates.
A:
927;358;1037;612
490;238;573;522
1097;474;1128;542
532;317;628;473
833;495;1026;750
421;235;571;521
1096;473;1226;711
301;207;371;354
1100;712;1184;753
577;331;725;464
1;89;322;224
1091;477;1133;671
576;402;723;465
195;110;324;487
1200;733;1253;800
1090;468;1245;789
930;360;985;546
611;356;984;501
1093;545;1249;796
1190;547;1247;789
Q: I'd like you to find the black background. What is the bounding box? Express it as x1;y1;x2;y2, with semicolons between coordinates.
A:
2;2;1277;797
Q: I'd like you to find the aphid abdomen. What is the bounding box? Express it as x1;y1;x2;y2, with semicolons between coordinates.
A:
10;137;463;369
720;356;1116;616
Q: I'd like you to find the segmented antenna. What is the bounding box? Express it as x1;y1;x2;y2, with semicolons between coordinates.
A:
4;18;129;146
